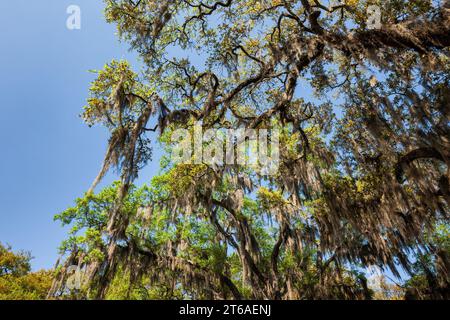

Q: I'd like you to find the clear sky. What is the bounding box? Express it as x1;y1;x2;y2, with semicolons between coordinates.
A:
0;0;160;270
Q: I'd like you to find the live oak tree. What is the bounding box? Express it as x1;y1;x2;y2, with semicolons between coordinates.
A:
50;0;449;300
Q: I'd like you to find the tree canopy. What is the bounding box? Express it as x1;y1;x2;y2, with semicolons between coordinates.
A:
49;0;449;300
0;243;52;300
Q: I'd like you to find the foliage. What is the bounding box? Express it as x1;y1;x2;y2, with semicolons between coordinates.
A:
0;243;53;300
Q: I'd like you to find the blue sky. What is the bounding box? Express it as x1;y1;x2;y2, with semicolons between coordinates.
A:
0;1;161;270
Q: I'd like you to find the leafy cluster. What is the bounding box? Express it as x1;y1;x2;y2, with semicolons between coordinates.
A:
0;243;53;300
